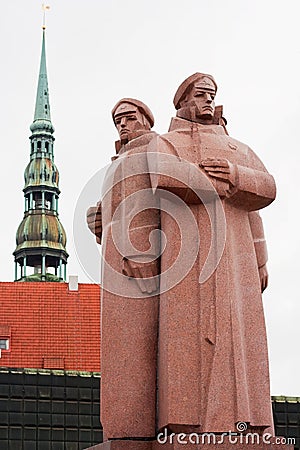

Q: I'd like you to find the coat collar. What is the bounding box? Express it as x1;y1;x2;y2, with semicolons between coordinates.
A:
114;130;157;155
168;116;226;136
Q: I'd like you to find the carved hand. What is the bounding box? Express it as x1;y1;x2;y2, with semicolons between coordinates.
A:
201;157;238;188
259;264;268;293
122;257;159;294
86;202;102;244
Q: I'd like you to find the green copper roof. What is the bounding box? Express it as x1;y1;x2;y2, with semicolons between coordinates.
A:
24;158;59;190
14;212;68;253
21;273;62;282
30;30;54;133
13;27;68;281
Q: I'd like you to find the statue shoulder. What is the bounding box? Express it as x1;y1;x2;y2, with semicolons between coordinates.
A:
148;131;182;157
223;135;269;172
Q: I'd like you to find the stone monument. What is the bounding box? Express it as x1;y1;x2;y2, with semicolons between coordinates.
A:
86;76;293;449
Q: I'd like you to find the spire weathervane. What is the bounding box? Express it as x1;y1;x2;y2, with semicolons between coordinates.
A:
42;4;50;30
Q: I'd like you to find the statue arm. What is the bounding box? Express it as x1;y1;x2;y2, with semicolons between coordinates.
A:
86;201;102;244
229;164;276;211
119;151;160;294
122;214;160;294
249;210;269;292
231;146;276;210
147;135;214;203
122;187;160;293
201;148;276;211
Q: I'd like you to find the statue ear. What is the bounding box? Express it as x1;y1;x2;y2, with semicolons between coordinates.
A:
176;106;195;121
213;105;228;135
213;105;223;123
142;116;151;130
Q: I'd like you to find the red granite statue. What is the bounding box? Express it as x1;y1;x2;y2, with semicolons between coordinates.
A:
85;77;285;449
148;73;276;435
87;98;160;440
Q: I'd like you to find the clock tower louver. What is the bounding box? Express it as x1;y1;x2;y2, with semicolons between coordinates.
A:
13;28;68;281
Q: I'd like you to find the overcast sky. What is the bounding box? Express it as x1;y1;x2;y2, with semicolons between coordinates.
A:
0;0;299;396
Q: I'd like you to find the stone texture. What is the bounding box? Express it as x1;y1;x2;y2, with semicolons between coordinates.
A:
99;100;160;439
148;114;276;433
88;76;277;441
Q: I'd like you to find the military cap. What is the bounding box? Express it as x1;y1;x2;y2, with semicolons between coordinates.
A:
112;98;154;128
173;73;218;109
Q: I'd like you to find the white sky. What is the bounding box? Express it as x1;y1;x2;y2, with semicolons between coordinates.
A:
0;0;299;396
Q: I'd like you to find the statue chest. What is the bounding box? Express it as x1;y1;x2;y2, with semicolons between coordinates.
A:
171;131;248;166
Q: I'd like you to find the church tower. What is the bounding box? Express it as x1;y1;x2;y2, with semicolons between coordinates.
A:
13;27;68;281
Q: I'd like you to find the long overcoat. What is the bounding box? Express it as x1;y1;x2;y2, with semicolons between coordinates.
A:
100;131;160;439
147;117;276;434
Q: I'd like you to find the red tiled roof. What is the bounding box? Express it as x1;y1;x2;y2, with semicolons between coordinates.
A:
0;282;100;372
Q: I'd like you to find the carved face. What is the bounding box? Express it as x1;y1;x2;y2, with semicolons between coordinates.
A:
185;77;216;121
114;103;148;141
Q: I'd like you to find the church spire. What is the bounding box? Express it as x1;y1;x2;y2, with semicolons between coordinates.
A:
33;29;52;122
13;27;68;282
30;29;54;135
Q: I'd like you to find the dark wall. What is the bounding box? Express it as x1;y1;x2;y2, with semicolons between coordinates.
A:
0;368;102;450
273;398;300;449
0;368;299;449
